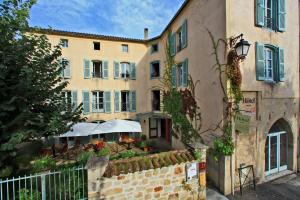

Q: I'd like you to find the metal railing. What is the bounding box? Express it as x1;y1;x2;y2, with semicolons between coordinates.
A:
0;166;87;200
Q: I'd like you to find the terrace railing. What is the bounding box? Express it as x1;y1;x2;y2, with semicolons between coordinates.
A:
0;166;87;200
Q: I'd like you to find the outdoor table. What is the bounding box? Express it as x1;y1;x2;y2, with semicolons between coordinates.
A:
122;137;135;149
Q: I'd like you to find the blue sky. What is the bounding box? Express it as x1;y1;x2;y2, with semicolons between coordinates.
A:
29;0;185;39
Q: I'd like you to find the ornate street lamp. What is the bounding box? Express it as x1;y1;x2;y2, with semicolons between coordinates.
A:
230;34;251;59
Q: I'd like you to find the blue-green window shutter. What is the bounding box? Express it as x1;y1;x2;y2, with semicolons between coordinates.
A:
278;47;285;82
114;61;120;79
104;91;111;113
130;91;136;112
182;19;188;48
256;0;265;27
171;65;177;87
130;62;136;79
84;59;90;79
82;91;90;114
103;61;109;79
256;42;265;81
114;91;120;112
72;90;78;109
181;59;188;87
278;0;286;32
169;33;176;56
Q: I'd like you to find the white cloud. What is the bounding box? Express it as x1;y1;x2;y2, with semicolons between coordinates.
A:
29;0;184;39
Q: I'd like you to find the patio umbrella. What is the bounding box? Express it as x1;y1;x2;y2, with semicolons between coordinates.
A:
58;122;98;137
92;119;142;134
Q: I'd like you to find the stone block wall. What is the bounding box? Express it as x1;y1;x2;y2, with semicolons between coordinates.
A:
87;149;207;200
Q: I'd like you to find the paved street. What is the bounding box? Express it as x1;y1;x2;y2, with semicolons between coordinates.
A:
227;174;300;200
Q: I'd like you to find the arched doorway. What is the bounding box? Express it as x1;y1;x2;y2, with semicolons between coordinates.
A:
265;119;293;176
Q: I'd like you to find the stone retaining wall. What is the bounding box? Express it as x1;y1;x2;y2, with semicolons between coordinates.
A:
87;148;207;200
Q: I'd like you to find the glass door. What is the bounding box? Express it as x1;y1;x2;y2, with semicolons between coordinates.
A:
265;131;287;176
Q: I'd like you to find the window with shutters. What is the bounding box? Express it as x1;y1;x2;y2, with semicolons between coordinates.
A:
121;91;130;112
152;90;160;111
122;44;128;53
61;39;68;48
93;42;100;50
256;42;285;82
92;91;104;112
121;62;130;78
150;61;160;79
256;0;286;31
92;61;102;78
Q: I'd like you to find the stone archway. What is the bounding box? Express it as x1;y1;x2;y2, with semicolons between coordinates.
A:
264;118;293;176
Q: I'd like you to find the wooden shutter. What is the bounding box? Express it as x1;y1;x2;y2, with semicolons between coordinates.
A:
256;42;265;81
182;19;188;48
130;91;136;112
278;0;286;32
84;59;90;79
114;61;120;79
130;62;136;80
114;91;120;112
82;91;90;114
104;91;111;113
103;61;109;79
181;59;188;87
72;90;78;109
278;48;285;81
256;0;265;27
169;33;176;56
171;65;177;87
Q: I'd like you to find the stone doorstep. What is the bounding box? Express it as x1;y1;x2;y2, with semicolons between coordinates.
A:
263;170;294;183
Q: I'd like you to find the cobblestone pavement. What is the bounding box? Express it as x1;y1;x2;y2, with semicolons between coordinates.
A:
227;173;300;200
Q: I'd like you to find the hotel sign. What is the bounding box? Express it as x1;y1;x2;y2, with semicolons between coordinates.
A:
239;92;256;119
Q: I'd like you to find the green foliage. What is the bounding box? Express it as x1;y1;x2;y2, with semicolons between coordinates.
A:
213;123;235;160
31;156;56;172
96;146;110;157
76;151;96;165
110;150;147;160
19;188;41;200
119;150;136;158
0;0;84;174
194;149;203;162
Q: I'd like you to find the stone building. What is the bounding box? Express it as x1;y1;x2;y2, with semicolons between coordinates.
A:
36;0;299;195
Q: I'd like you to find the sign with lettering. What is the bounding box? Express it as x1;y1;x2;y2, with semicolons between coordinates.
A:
239;92;256;119
185;163;198;181
235;113;251;134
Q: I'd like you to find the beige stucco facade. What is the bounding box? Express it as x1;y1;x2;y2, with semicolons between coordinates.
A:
41;0;299;195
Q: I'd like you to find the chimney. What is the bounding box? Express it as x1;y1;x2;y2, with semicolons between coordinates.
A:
144;28;148;40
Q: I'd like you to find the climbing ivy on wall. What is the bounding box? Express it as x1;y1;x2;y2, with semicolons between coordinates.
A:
207;30;244;160
161;32;202;146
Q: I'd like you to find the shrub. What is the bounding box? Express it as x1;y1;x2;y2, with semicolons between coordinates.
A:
76;151;96;165
31;156;56;173
146;140;156;147
19;188;41;200
139;141;147;149
141;135;147;141
119;150;136;159
96;146;110;157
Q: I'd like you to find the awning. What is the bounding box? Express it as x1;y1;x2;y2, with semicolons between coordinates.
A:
94;119;142;134
58;120;142;137
58;122;98;137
